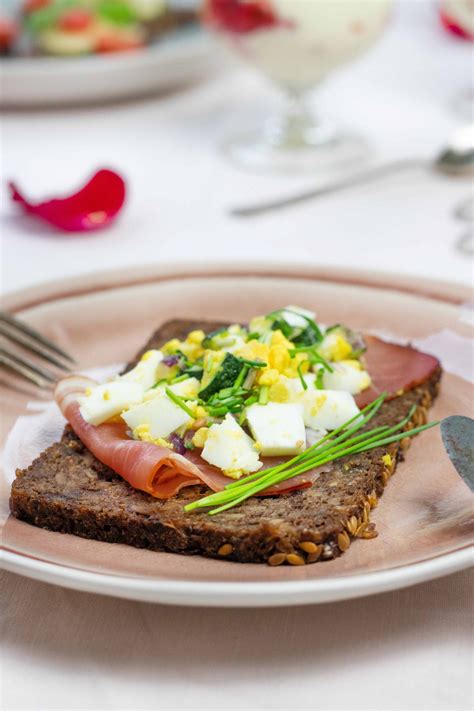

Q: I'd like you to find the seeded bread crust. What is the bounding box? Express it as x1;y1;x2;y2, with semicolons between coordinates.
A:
10;320;441;565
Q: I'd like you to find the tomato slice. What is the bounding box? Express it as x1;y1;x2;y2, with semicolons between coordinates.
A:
58;8;94;32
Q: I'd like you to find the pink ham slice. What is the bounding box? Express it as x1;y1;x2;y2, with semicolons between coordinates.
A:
184;449;323;496
356;335;440;409
54;375;320;500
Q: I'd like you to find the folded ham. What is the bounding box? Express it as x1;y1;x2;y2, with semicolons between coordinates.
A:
356;336;440;409
54;376;319;500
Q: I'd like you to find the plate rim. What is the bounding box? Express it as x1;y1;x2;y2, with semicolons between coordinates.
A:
1;262;473;607
2;261;472;314
0;27;210;77
2;546;472;607
0;27;215;107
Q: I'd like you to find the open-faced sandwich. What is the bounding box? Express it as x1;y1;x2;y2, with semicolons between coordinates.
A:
10;307;441;566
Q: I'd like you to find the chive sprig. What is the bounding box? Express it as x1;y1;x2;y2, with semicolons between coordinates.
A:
184;394;439;515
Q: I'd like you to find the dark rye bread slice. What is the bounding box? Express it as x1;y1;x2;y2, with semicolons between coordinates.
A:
10;320;442;565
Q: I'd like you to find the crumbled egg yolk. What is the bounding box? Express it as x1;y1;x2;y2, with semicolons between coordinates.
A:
258;368;280;386
382;454;392;468
341;359;362;371
192;427;209;448
194;405;208;420
268;381;292;403
140;350;156;362
102;390;110;401
185;402;208;425
258;370;296;403
270;330;294;350
162;338;181;355
283;352;309;379
319;333;352;362
133;424;174;449
237;339;270;363
225;469;244;480
187;330;205;345
238;329;310;384
162;331;205;361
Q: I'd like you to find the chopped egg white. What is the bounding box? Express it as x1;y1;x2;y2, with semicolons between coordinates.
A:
300;390;361;431
281;305;316;328
201;414;262;478
121;389;192;439
121;349;163;390
306;427;328;447
318;361;371;395
78;381;144;426
223;336;248;354
246;402;306;456
287;373;316;397
161;377;200;400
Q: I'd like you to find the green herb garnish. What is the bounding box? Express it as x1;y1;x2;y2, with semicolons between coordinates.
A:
315;368;325;390
165;388;195;418
184;394;439;515
170;373;191;385
239;358;267;368
266;308;323;346
289;345;334;372
297;362;308;390
258;385;269;405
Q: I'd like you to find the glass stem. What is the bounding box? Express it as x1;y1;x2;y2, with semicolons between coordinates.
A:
265;92;333;150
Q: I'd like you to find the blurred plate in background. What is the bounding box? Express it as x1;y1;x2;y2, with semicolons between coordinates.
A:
0;26;215;107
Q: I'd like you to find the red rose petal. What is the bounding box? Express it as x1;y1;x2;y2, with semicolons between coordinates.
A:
205;0;290;34
9;169;126;233
439;8;474;40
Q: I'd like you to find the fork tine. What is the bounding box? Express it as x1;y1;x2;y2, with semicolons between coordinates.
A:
0;312;76;364
0;347;56;388
0;321;72;371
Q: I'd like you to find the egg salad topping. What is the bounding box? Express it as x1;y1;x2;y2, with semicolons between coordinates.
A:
78;306;372;478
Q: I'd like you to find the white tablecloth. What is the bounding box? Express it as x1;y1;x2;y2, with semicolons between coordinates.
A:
1;2;473;709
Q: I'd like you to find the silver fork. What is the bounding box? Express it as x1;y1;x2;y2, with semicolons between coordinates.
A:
0;312;76;389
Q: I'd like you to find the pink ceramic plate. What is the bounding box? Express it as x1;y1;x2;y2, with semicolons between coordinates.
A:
1;263;473;607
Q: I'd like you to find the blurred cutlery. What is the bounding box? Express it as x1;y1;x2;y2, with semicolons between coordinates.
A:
440;416;474;492
0;312;75;389
231;126;474;218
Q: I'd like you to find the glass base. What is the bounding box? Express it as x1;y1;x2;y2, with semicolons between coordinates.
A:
453;87;474;122
222;124;369;174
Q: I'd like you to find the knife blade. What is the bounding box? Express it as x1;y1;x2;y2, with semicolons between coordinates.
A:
440;416;474;491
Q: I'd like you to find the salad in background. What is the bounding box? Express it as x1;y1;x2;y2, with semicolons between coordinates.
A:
0;0;197;56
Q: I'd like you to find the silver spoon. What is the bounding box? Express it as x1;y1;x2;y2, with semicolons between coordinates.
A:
231;126;474;218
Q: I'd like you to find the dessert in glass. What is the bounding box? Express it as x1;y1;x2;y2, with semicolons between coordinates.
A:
204;0;392;171
439;0;474;120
